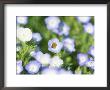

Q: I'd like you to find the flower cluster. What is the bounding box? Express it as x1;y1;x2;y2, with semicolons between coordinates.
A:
45;16;70;36
16;16;94;75
76;16;94;35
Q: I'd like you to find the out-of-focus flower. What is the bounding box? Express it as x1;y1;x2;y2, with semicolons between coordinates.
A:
16;60;23;74
77;53;88;66
88;46;94;57
58;69;72;74
17;27;32;42
76;16;91;23
48;38;63;53
41;67;59;75
53;22;70;36
32;33;42;42
17;16;28;25
84;23;94;35
50;56;63;68
86;59;94;70
17;25;20;29
63;38;75;52
25;60;41;74
45;16;60;30
33;51;51;66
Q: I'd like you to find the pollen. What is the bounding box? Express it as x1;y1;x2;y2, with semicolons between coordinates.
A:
51;42;57;48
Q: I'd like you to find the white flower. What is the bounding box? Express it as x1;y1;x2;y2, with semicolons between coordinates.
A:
17;27;32;42
16;60;23;74
41;68;59;75
33;51;51;66
63;38;75;52
50;56;63;68
48;38;63;53
32;33;42;42
17;16;28;25
77;16;91;23
77;53;88;66
45;16;60;30
84;23;94;35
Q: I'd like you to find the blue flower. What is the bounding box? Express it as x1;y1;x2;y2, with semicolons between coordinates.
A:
88;46;94;57
17;16;28;25
16;60;23;74
48;38;63;53
77;53;88;66
84;23;94;35
85;58;94;70
41;67;59;75
45;16;60;30
63;38;75;52
76;16;91;23
53;22;70;36
32;33;42;42
25;60;41;74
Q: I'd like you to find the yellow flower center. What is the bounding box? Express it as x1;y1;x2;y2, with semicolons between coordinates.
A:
51;43;57;48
